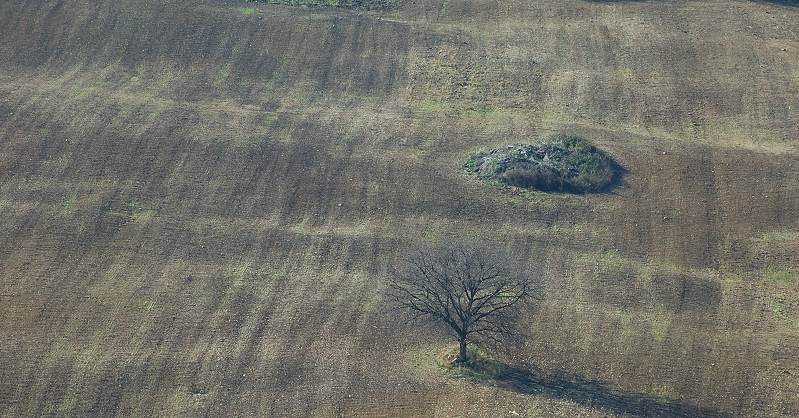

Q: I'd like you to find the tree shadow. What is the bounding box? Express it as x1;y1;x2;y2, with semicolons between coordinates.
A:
581;0;649;2
755;0;799;6
595;158;628;195
496;366;731;417
583;0;797;6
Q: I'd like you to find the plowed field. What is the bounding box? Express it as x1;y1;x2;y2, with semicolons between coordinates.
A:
1;0;798;416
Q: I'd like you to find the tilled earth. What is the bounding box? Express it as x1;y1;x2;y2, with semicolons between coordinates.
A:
1;0;798;416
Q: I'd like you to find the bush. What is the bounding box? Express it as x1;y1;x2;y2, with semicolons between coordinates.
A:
464;134;616;193
501;166;562;191
248;0;398;9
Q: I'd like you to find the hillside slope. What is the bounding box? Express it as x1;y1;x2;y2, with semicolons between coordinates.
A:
1;0;798;416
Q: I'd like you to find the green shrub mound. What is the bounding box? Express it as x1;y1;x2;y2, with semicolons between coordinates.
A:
246;0;398;9
465;134;615;193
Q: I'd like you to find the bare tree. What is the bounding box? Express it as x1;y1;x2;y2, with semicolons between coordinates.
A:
386;240;540;364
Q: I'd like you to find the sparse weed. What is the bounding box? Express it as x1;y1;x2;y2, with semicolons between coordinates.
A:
172;385;187;408
439;0;451;17
758;230;798;244
131;209;154;223
62;192;78;211
224;265;253;287
765;298;792;321
131;62;146;81
642;311;671;344
253;113;278;128
597;250;621;268
126;201;154;224
294;217;308;231
763;267;796;285
213;64;231;87
650;383;677;402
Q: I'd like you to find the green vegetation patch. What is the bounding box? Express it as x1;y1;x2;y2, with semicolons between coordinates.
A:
438;345;506;381
465;134;616;193
763;267;796;286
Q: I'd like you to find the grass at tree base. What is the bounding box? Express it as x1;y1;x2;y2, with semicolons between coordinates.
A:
438;345;506;381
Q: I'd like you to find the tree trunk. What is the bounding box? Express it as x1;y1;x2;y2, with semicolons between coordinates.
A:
458;338;468;363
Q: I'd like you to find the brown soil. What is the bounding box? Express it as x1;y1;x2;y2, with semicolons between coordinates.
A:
1;0;798;416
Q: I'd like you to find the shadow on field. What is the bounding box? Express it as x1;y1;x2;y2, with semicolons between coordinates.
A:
585;0;799;7
497;367;730;417
599;159;629;195
756;0;799;6
584;0;797;6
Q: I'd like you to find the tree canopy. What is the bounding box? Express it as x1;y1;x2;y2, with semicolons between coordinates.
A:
386;240;540;363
